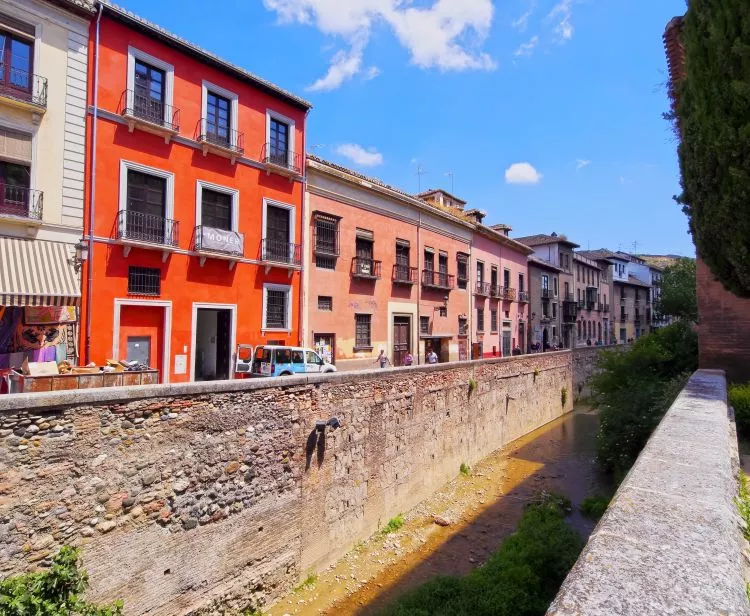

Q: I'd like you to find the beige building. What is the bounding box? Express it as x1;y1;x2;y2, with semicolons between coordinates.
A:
572;252;611;346
0;0;92;363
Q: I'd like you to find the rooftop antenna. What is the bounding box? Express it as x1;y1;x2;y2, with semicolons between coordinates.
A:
632;240;639;255
445;171;454;194
417;165;427;192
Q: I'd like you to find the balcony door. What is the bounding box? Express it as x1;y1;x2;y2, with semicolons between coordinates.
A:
355;237;374;276
395;242;410;280
269;118;289;165
206;91;230;146
126;170;166;243
0;29;33;93
134;59;165;125
0;161;30;217
266;204;290;261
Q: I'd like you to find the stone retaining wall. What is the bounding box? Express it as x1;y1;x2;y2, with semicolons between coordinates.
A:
571;344;626;400
0;352;572;615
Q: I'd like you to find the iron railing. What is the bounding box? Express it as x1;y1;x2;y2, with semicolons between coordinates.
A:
0;185;43;220
603;304;610;313
392;264;418;284
120;89;180;132
564;292;575;301
422;270;455;290
620;312;629;321
193;225;244;256
0;66;47;108
260;143;303;175
458;320;468;336
503;287;516;301
541;288;553;299
312;215;340;256
117;209;179;246
475;281;491;296
577;301;586;311
562;307;578;323
351;257;382;279
260;238;301;266
518;291;529;303
490;284;501;298
197;120;244;155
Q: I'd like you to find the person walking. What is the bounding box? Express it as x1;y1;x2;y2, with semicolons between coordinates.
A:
427;348;438;364
403;351;414;366
374;349;391;369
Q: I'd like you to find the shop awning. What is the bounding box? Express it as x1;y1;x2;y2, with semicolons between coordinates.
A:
0;237;81;306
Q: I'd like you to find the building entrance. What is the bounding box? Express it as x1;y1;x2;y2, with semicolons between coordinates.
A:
195;308;231;381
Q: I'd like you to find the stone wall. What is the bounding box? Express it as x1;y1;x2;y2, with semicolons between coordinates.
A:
547;370;749;616
0;352;572;615
571;344;622;400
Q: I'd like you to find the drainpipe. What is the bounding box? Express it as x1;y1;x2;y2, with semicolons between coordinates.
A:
297;109;310;348
416;212;421;365
84;2;103;364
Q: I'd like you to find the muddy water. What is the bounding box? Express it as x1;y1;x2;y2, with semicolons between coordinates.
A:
269;407;607;616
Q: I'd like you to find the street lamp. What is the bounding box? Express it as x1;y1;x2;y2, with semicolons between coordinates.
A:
71;239;89;272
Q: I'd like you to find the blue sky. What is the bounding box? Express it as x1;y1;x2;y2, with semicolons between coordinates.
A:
117;0;691;256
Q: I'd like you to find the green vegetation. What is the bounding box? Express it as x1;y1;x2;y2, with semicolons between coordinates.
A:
560;386;568;408
580;496;610;521
533;368;540;381
676;1;750;297
0;546;123;616
381;515;405;535
380;494;583;616
655;258;698;322
459;463;471;476
730;383;750;438
736;472;750;542
294;573;318;592
592;321;698;479
468;378;478;394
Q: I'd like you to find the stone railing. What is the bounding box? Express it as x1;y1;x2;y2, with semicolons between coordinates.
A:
547;370;749;615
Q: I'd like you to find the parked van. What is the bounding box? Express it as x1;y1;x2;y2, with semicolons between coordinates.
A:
244;345;336;377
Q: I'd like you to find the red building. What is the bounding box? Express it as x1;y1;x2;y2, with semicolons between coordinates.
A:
81;4;310;382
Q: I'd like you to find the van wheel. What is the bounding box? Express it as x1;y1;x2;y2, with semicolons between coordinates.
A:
280;372;292;376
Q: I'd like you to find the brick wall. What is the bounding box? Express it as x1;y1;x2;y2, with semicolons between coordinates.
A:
0;353;572;614
697;258;750;383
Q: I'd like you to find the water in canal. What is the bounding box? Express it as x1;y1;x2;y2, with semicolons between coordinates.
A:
269;406;608;616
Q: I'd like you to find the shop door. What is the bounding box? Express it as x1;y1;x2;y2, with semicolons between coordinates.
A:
195;308;231;381
502;330;512;357
392;316;410;366
314;333;335;364
458;337;468;361
126;336;150;366
518;322;526;354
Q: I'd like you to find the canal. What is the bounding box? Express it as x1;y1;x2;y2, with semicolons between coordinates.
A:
269;406;607;616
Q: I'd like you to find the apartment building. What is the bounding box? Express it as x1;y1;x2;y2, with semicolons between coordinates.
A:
572;253;610;346
0;0;93;371
82;3;311;382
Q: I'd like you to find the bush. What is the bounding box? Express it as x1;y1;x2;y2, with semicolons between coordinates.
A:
580;496;610;521
0;546;123;616
730;383;750;438
592;321;697;478
459;463;470;476
380;496;583;616
382;515;405;535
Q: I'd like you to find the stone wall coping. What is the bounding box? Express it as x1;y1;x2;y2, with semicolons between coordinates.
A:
0;350;573;413
547;369;749;616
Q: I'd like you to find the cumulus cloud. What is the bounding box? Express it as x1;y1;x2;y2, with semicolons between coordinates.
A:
263;0;497;91
363;66;381;81
335;143;384;167
505;162;542;185
576;159;591;170
548;0;574;42
513;35;539;58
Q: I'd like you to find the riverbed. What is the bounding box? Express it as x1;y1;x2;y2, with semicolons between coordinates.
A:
268;406;607;616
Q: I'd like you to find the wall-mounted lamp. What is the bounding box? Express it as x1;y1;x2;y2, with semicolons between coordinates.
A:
71;239;89;273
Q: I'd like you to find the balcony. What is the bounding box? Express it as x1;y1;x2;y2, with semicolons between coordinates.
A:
0;68;47;112
0;185;43;225
260;143;303;179
351;257;382;280
620;312;629;321
194;225;244;270
490;284;501;298
603;304;610;313
503;287;516;301
392;264;418;285
116;210;179;261
475;281;491;296
541;288;553;300
120;90;180;143
518;291;529;303
564;292;575;302
422;270;455;290
197;120;244;163
260;238;301;273
577;300;586;311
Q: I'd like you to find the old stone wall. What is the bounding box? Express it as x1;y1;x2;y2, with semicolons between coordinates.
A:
571;345;622;400
0;352;572;615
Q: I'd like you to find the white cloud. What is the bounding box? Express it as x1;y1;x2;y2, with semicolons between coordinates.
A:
512;1;536;31
363;65;381;81
505;162;542;185
548;0;574;42
264;0;497;91
576;159;591;170
335;143;384;167
513;35;539;58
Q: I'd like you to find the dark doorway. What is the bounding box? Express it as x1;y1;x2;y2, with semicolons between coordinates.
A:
392;316;410;366
542;327;550;350
518;322;526;354
195;308;231;381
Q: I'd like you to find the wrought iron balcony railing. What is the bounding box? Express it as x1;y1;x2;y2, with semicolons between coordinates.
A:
422;270;455;290
0;66;47;108
541;288;553;299
490;284;501;298
564;292;575;301
620;312;629;321
117;209;179;246
392;264;418;284
603;304;610;313
475;281;490;296
260;143;303;175
351;257;382;279
120;89;180;132
518;291;529;303
197;120;244;155
503;287;516;301
0;185;43;221
260;238;302;266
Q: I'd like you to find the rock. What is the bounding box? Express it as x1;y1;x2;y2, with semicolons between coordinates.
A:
121;420;133;429
96;491;110;504
225;461;240;475
141;470;158;486
433;516;451;527
32;534;54;550
173;479;190;494
80;527;94;537
12;427;25;437
182;517;198;530
129;505;143;518
91;454;107;468
52;425;64;433
122;497;135;509
25;425;39;435
61;486;77;499
96;520;116;533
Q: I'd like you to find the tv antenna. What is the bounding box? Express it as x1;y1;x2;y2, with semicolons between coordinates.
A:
445;171;455;193
632;240;639;255
416;165;427;192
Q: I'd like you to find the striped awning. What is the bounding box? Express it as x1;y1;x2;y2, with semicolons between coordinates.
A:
0;237;81;306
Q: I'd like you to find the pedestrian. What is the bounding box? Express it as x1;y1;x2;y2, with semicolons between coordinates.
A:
374;349;391;369
403;351;414;366
427;348;438;364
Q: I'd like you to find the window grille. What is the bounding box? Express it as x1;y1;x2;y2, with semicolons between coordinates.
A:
127;266;160;296
490;310;498;332
355;314;371;348
420;316;430;335
266;289;287;329
318;296;332;311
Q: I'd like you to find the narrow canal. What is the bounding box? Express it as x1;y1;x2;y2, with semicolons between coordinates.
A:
269;406;607;616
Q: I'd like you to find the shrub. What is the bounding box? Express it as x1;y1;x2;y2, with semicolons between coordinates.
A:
459;463;471;476
729;383;750;438
0;546;123;616
468;378;478;394
736;472;750;542
580;496;610;521
295;572;318;592
382;515;405;535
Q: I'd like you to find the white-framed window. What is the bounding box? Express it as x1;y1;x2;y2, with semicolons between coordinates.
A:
195;180;239;231
201;80;239;145
262;283;292;331
126;47;175;124
119;160;175;219
265;109;296;156
262;197;296;246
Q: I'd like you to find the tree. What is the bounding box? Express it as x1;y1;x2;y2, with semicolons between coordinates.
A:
0;546;123;616
676;0;750;298
656;258;697;322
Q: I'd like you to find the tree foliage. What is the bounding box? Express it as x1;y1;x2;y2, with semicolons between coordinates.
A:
655;258;697;322
0;546;123;616
676;0;750;297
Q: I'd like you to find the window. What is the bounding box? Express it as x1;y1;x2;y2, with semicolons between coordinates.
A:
518;273;525;293
263;284;291;330
263;200;295;262
127;266;160;296
553;277;558;296
577;266;580;282
438;306;447;317
395;240;410;280
318;296;332;311
457;253;468;289
424;249;434;271
491;266;498;288
355;314;372;349
0;160;31;218
577;321;582;340
458;317;468;335
314;213;339;269
291;350;304;365
477;308;485;332
439;252;448;274
503;269;511;289
541;274;549;291
201;81;238;149
564;281;570;297
420;316;430;335
490;309;498;332
0;27;32;93
269;117;289;163
542;301;549;318
201;188;232;230
552;303;557;318
127;47;174;125
119;161;175;244
476;261;485;284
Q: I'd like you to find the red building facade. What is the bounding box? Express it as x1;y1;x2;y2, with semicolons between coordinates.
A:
81;4;310;383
